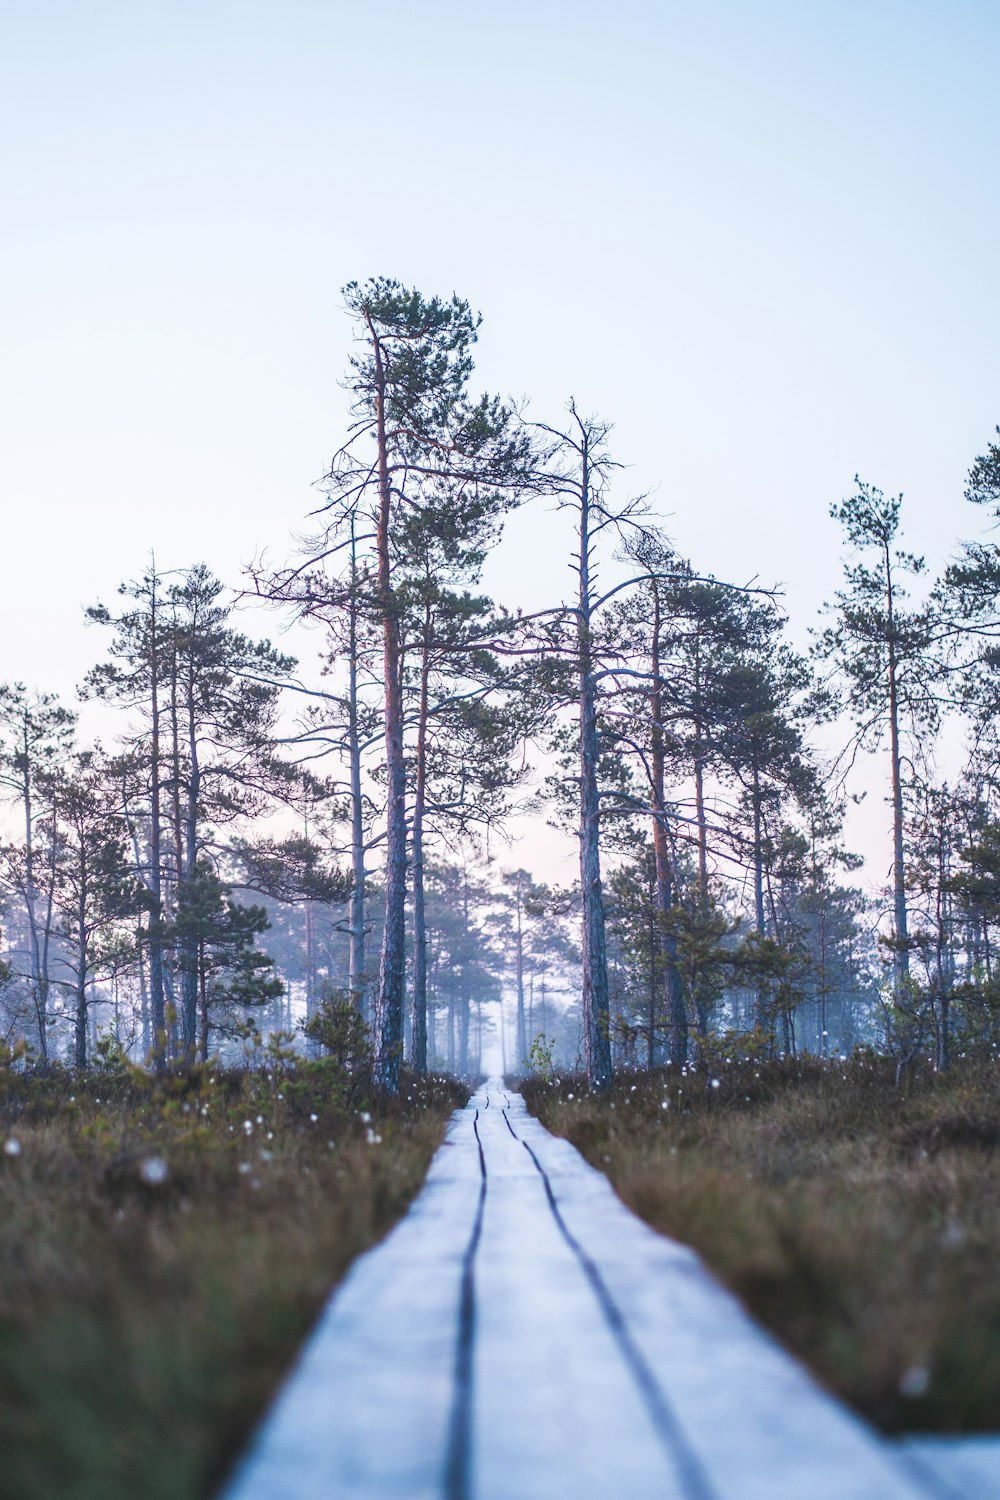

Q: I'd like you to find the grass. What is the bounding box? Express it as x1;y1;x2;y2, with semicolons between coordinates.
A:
522;1054;1000;1435
0;1061;466;1500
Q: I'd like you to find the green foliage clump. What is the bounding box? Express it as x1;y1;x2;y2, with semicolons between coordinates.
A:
294;994;374;1113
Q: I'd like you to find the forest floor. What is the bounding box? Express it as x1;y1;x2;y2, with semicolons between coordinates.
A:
522;1053;1000;1435
0;1060;465;1500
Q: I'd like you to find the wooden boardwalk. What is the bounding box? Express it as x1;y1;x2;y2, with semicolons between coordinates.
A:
221;1081;992;1500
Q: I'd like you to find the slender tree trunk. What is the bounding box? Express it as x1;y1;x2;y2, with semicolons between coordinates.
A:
199;939;209;1062
347;525;367;1015
649;582;687;1065
752;768;768;1033
169;633;184;896
148;579;167;1068
818;908;829;1057
123;786;152;1057
427;934;437;1064
885;543;910;991
577;442;613;1093
515;882;527;1068
182;667;201;1059
138;945;151;1058
40;801;58;1056
457;980;470;1075
410;617;431;1072
936;823;952;1071
74;886;88;1070
692;638;710;902
499;989;507;1074
647;898;657;1069
19;729;48;1063
304;898;316;1033
447;988;455;1072
370;327;406;1092
457;864;471;1075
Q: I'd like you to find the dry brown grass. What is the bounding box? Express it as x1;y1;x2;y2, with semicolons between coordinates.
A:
0;1064;465;1500
523;1055;1000;1434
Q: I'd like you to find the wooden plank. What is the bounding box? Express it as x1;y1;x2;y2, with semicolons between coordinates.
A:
221;1111;482;1500
901;1437;1000;1500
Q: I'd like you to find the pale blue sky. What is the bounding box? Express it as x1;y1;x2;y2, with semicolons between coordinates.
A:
1;1;998;883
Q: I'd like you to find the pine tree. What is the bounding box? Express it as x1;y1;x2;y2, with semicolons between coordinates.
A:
815;481;939;1002
317;278;535;1091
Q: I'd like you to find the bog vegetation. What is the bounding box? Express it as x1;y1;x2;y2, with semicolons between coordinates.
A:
524;1056;1000;1434
0;1034;464;1500
1;277;1000;1088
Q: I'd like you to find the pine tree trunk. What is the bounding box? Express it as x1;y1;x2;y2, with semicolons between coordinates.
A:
693;638;710;902
372;330;406;1092
347;531;367;1015
457;864;471;1076
885;542;910;991
515;886;527;1068
577;447;612;1093
148;582;167;1068
199;939;209;1061
74;902;88;1070
410;624;431;1072
182;667;201;1060
752;769;768;1034
73;828;89;1070
19;726;48;1063
649;581;687;1065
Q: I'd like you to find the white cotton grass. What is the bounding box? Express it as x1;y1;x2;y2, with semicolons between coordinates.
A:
899;1364;931;1399
139;1155;169;1186
3;1137;22;1158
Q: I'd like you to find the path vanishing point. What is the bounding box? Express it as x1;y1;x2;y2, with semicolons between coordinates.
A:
221;1080;1000;1500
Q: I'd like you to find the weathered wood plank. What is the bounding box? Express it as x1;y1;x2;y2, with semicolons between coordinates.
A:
901;1437;1000;1499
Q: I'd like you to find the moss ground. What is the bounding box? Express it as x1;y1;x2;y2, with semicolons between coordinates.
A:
0;1064;465;1500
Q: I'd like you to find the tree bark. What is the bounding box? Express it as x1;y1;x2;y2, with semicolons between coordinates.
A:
371;324;407;1091
410;615;431;1072
457;863;471;1076
514;875;527;1068
19;720;48;1063
885;538;910;992
183;652;201;1059
148;577;167;1068
649;579;687;1065
752;767;767;1033
74;880;88;1070
347;524;367;1015
577;436;613;1093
